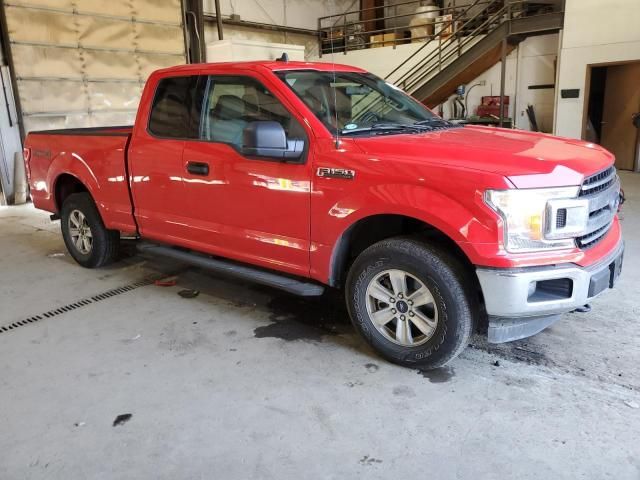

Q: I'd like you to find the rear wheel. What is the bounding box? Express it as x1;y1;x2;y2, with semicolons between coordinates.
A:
346;237;474;369
60;192;119;268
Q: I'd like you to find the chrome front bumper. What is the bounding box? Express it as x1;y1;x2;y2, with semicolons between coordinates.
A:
476;241;624;343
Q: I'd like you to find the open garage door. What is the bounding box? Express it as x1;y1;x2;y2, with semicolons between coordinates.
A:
2;0;186;133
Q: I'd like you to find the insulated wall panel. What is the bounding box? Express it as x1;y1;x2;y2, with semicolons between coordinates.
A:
133;0;184;23
11;44;83;79
19;79;89;114
79;17;137;50
9;0;74;9
3;0;186;132
134;23;186;54
86;82;143;112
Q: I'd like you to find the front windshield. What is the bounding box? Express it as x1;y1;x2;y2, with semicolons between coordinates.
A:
275;70;440;135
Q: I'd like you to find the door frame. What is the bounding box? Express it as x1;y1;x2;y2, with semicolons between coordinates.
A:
583;59;640;171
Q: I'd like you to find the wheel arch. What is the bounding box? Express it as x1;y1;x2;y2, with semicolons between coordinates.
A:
328;213;477;289
54;173;90;212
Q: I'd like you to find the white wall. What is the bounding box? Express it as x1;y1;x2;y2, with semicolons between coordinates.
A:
554;0;640;139
309;34;559;132
206;38;305;62
439;34;558;132
203;0;357;59
203;0;357;31
310;41;439;79
204;23;318;59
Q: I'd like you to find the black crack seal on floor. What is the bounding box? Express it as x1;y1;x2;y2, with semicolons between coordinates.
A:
417;366;455;383
0;275;167;335
112;413;132;427
359;455;383;465
253;291;352;342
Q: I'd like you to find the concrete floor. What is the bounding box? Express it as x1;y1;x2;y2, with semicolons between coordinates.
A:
1;172;639;480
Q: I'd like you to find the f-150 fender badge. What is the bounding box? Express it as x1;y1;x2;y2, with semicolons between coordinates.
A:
316;167;355;180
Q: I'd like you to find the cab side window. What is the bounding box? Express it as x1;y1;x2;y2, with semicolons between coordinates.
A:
200;75;306;150
148;75;201;139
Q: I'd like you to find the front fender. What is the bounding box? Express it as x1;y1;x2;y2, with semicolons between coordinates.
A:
311;182;501;284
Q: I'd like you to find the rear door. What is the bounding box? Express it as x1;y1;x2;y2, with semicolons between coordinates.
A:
180;72;313;276
128;74;203;241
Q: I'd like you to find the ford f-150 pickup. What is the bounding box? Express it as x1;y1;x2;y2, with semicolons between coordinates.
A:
23;60;624;369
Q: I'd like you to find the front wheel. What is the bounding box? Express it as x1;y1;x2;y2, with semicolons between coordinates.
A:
60;192;120;268
346;237;475;369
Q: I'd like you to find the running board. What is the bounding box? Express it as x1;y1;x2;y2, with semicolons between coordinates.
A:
137;243;325;297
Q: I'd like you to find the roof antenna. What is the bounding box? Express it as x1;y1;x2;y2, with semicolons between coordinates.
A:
276;52;289;62
329;0;340;149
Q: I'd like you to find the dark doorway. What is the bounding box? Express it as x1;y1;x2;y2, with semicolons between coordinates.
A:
585;62;640;171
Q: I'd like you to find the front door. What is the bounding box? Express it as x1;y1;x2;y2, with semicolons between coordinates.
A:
180;74;312;277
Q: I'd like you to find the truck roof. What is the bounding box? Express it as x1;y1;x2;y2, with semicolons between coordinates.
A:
153;60;367;76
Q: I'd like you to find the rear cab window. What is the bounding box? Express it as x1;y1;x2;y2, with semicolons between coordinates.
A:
148;75;203;139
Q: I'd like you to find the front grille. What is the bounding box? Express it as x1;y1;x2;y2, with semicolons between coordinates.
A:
576;166;619;249
579;166;616;197
576;224;612;249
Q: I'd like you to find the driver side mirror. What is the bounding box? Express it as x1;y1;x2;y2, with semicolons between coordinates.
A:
241;121;304;161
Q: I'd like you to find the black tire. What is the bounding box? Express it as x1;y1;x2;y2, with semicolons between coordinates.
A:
346;237;475;369
60;192;120;268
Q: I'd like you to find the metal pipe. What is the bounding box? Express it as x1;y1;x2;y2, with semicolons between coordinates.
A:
343;13;347;55
0;0;24;141
499;37;507;128
317;16;323;58
213;0;223;40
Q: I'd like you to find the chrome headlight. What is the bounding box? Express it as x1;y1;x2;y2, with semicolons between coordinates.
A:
485;187;589;252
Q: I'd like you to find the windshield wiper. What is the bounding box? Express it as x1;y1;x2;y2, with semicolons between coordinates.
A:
340;122;428;136
413;118;460;129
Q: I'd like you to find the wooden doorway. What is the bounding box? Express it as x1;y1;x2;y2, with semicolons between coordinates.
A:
585;61;640;171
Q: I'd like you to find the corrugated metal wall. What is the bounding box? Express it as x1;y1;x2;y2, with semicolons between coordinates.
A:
3;0;186;132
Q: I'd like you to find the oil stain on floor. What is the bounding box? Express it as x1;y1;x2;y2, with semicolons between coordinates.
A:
254;291;352;342
417;366;456;383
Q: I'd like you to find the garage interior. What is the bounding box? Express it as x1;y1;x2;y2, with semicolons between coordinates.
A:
1;0;639;478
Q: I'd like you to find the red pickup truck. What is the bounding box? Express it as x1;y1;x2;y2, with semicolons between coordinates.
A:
24;60;624;369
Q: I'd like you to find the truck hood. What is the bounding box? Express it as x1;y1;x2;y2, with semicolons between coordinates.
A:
352;126;614;188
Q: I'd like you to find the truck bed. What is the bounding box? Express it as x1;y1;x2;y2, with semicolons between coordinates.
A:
25;125;137;234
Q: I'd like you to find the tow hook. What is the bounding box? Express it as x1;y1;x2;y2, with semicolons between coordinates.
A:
571;304;592;313
619;189;626;212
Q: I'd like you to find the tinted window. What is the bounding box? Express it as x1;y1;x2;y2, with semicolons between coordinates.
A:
148;75;202;138
200;75;306;148
276;70;437;134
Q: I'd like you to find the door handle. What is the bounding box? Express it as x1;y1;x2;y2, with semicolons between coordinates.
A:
186;161;209;176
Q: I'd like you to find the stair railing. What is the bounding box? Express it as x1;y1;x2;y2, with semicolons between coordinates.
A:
384;0;495;83
389;0;507;92
388;0;564;98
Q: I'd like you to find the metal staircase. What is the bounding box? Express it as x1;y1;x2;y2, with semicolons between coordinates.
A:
386;0;564;109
